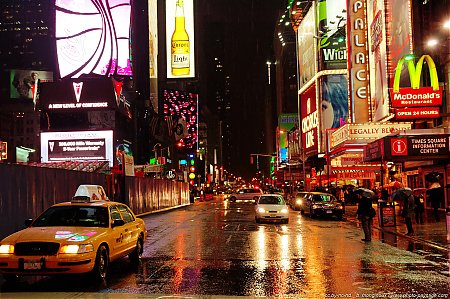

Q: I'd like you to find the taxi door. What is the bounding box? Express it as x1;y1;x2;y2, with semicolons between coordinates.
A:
109;205;129;258
116;204;139;253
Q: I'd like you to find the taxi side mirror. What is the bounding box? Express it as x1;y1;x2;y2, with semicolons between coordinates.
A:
112;219;125;227
24;219;33;227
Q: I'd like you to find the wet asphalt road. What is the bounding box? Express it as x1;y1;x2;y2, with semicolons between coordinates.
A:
1;197;449;298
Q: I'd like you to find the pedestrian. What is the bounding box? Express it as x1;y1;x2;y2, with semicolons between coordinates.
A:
427;182;443;222
413;192;424;224
401;194;415;236
356;191;376;242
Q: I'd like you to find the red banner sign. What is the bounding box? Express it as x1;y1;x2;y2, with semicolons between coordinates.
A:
395;107;440;119
390;86;443;108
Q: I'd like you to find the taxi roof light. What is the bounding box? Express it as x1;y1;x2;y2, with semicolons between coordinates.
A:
72;185;109;202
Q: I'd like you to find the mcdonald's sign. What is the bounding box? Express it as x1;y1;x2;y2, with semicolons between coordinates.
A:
390;55;443;108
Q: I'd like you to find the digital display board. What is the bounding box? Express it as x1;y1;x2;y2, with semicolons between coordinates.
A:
41;130;114;166
166;0;195;78
163;90;198;149
149;0;159;112
10;70;53;100
55;0;132;78
297;7;316;89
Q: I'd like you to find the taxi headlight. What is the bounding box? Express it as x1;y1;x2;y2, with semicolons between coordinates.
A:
281;208;288;214
59;244;94;254
258;208;266;213
0;244;14;254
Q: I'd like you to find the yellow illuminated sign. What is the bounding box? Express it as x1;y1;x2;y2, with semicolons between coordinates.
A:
393;54;439;92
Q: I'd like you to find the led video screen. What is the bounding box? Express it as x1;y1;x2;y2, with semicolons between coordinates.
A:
163;90;198;149
55;0;132;78
40;130;114;166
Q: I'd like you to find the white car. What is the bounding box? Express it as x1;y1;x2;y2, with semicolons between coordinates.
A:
229;188;263;202
255;194;289;224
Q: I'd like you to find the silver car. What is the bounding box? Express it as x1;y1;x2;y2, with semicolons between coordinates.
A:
255;194;289;224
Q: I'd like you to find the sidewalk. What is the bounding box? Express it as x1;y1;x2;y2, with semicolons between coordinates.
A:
345;205;450;252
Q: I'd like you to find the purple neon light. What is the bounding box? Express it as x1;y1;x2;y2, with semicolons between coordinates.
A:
55;0;132;78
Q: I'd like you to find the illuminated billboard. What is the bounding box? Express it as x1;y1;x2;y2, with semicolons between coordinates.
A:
317;0;347;70
163;90;198;149
166;0;195;78
278;114;298;164
320;75;348;130
10;70;53;100
149;0;159;112
41;130;114;166
55;0;132;78
300;84;319;157
297;7;316;89
368;0;389;121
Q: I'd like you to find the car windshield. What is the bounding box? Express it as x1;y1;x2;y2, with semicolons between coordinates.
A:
312;194;335;202
259;196;285;205
32;206;109;228
296;193;308;199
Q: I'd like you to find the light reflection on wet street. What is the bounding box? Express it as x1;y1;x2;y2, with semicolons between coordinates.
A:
1;198;449;298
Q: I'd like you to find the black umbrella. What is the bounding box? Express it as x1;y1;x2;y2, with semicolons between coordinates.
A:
354;188;375;198
391;187;413;201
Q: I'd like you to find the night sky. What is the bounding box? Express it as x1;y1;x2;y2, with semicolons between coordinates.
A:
197;0;285;180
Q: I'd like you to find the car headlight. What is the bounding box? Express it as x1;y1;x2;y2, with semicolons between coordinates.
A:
0;244;14;254
312;204;318;209
258;208;266;213
337;205;343;209
281;208;288;214
296;199;302;205
59;244;94;254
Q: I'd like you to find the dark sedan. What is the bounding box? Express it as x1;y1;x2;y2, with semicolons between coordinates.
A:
299;192;344;220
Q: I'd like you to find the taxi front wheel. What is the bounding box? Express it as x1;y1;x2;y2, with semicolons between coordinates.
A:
92;245;109;282
129;237;143;265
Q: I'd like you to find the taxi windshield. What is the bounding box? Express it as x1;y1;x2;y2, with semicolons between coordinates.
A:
32;206;109;228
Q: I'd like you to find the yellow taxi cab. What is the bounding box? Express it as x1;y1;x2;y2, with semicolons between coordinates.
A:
0;185;147;282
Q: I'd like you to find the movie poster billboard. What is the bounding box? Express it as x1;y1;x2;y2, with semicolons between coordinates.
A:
368;0;389;121
10;70;53;100
317;0;347;70
40;130;114;166
320;74;349;130
386;0;413;88
300;84;319;157
297;7;317;89
149;0;159;113
166;0;195;79
163;90;198;149
55;0;132;78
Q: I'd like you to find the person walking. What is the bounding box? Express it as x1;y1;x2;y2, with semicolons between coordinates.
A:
401;193;415;235
356;190;376;242
427;182;443;222
413;191;425;224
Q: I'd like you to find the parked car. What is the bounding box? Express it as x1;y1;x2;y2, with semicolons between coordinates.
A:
255;194;289;224
300;192;344;220
0;185;147;283
229;188;263;202
289;191;310;211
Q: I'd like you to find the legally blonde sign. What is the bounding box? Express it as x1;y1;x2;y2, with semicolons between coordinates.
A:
331;122;412;148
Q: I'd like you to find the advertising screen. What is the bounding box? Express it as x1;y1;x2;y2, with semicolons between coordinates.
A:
278;114;299;164
149;0;159;112
40;130;114;166
10;70;53;100
297;7;316;89
163;90;198;149
166;0;195;79
55;0;132;78
317;0;347;70
320;74;348;130
368;0;389;121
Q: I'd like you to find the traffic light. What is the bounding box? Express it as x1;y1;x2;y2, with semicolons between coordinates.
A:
188;155;196;185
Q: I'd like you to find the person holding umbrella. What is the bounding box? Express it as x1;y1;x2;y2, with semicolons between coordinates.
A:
392;187;415;236
355;188;376;242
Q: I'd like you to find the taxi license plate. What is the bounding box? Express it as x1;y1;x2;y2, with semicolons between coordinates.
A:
24;261;42;270
326;210;333;214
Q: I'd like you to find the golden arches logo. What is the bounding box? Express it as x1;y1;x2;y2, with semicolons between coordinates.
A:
393;55;439;92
